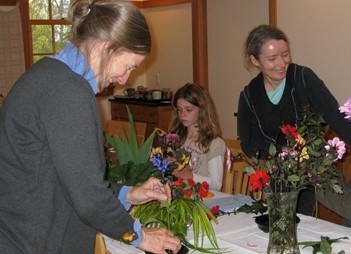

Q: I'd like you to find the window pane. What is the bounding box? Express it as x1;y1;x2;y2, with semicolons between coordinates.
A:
29;0;49;20
32;25;53;54
54;25;71;53
52;0;71;20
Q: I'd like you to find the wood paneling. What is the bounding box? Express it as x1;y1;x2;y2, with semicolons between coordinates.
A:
1;0;17;6
132;0;190;8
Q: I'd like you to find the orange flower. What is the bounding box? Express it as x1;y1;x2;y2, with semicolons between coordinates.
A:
249;169;270;191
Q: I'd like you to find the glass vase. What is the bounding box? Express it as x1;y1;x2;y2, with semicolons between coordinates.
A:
265;191;300;254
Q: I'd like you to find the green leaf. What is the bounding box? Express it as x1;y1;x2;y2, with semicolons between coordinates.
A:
104;105;158;186
299;236;349;254
268;144;276;156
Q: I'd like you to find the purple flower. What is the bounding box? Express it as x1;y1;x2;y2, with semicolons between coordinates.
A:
325;137;346;160
339;98;351;121
166;133;180;142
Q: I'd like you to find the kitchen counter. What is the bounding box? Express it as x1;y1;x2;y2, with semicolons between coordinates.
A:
109;95;172;106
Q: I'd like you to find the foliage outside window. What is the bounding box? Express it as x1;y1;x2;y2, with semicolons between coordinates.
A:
29;0;71;63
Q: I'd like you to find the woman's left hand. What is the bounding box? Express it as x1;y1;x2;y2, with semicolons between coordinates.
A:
127;177;171;205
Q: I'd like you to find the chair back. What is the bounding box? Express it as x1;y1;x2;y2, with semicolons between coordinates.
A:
105;120;147;145
222;138;262;200
94;233;109;254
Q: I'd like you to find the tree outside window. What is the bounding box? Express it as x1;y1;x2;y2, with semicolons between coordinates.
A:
29;0;71;63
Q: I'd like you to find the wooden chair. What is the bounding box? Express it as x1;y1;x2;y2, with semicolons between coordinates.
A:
94;233;110;254
104;120;147;145
222;138;262;200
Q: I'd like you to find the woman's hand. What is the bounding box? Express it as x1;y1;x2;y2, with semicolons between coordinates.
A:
139;227;181;254
127;177;171;205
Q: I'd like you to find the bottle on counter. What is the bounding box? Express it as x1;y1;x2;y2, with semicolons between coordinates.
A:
162;88;173;100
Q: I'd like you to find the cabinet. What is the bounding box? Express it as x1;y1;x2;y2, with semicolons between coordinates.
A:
110;99;174;140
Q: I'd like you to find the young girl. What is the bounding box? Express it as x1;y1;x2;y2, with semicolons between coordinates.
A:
170;83;226;191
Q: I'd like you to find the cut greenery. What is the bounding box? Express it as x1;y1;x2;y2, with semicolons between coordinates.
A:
299;236;349;254
104;106;161;186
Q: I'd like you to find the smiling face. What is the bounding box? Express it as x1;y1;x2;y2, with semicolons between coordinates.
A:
176;98;200;128
250;39;291;89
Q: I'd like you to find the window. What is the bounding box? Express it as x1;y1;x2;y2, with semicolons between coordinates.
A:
29;0;71;63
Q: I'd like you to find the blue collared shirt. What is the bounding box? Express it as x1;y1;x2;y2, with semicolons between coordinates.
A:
53;43;99;94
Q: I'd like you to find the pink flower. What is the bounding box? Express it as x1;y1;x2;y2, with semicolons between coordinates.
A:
339;98;351;121
325;137;346;160
166;133;180;142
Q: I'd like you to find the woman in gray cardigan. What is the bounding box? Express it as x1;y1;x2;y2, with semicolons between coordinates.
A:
0;1;181;253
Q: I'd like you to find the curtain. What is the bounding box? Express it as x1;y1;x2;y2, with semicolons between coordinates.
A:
0;4;25;96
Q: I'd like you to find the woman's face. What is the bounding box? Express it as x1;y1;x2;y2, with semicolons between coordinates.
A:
250;39;291;86
176;98;200;128
101;51;145;90
91;42;146;91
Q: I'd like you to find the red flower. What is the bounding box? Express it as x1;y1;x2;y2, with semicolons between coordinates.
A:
173;178;183;187
210;205;220;216
249;169;270;191
208;205;220;220
183;189;192;199
198;181;209;198
280;124;299;139
188;178;195;187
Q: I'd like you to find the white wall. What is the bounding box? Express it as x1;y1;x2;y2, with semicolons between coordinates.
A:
114;3;193;96
277;0;351;105
207;0;269;139
104;1;351;138
100;3;192;126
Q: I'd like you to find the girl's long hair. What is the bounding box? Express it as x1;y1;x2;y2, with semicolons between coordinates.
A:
169;83;222;153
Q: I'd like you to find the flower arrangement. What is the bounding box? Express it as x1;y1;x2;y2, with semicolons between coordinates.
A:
150;129;190;181
132;130;221;253
105;111;221;253
244;107;346;194
132;177;220;252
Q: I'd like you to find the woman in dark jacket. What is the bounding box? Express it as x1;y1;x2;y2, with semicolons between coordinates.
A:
237;24;351;216
238;25;351;159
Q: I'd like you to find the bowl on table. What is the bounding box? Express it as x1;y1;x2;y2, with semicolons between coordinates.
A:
255;214;300;233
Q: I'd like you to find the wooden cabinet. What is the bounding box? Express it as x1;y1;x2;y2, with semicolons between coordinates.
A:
110;99;174;140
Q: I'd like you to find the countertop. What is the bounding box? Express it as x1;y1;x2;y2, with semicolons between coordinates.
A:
109;96;172;106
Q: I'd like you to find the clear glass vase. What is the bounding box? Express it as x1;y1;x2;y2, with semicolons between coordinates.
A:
265;191;300;254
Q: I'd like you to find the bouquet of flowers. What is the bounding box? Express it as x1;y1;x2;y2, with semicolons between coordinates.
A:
244;106;346;194
150;129;190;181
106;116;221;253
132;130;221;253
131;177;219;252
